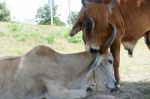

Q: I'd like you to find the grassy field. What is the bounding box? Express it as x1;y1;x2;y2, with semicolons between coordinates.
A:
0;22;150;98
0;22;84;55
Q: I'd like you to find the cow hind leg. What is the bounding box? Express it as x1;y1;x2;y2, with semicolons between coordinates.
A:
144;31;150;50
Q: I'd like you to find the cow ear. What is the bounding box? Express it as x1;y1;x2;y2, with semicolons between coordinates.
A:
69;22;82;36
70;8;85;36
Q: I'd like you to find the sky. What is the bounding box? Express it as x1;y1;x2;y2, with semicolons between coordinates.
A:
3;0;82;24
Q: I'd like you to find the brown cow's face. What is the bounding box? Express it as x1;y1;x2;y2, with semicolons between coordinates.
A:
82;4;110;53
70;1;116;54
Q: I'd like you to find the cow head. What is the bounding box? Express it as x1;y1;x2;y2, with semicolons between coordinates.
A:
88;52;116;90
70;0;116;54
95;52;116;89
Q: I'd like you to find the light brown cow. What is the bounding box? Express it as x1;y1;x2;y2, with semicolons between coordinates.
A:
70;0;150;88
0;45;116;99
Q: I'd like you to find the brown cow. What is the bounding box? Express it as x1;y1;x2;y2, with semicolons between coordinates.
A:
70;0;150;88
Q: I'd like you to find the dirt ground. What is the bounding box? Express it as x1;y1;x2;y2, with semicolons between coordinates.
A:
86;90;143;99
85;74;150;99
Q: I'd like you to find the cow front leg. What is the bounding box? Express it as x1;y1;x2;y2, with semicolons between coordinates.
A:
43;79;87;99
47;86;87;99
110;40;121;91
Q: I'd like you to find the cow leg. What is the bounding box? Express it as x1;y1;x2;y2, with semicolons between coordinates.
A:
46;85;86;99
43;79;87;99
110;40;121;88
144;31;150;50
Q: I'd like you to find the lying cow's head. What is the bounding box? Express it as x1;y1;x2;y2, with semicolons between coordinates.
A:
87;52;116;90
70;0;116;54
94;52;116;89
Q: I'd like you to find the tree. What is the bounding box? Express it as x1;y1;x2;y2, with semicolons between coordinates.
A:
67;11;79;26
36;4;65;26
0;2;10;21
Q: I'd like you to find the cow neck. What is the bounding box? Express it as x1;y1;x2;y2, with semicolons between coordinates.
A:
86;53;101;77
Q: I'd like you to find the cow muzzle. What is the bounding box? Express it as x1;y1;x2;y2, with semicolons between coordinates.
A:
87;23;116;54
90;48;100;53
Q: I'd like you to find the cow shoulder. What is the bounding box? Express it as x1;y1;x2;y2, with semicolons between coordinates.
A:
26;45;58;59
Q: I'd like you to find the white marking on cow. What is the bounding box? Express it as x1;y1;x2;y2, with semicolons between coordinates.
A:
85;43;100;52
91;44;100;50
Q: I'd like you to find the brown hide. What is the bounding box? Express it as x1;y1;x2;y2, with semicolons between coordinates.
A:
70;0;150;84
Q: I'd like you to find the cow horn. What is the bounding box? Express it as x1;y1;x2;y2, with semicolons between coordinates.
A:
82;0;90;7
100;23;116;53
107;0;116;12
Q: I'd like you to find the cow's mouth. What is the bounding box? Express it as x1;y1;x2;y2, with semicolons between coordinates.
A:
90;48;100;53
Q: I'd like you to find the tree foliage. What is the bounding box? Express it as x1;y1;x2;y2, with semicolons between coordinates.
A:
36;4;65;26
67;11;79;26
0;2;10;21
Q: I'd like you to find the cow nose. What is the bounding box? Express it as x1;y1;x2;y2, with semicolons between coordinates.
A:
90;48;99;53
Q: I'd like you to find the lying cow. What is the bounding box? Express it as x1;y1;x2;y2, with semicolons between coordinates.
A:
0;45;116;99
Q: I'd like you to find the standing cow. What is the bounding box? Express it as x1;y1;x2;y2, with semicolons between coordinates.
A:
70;0;150;88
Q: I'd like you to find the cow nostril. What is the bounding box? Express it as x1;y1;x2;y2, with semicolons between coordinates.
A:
90;48;99;53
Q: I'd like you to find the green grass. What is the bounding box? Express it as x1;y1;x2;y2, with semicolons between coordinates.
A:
0;22;150;98
0;22;84;56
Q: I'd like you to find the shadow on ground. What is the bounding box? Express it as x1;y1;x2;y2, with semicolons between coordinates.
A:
85;81;150;99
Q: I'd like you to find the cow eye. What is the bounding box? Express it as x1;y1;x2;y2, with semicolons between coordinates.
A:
85;18;93;33
108;59;113;64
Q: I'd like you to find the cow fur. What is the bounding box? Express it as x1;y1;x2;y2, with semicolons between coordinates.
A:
0;45;115;99
70;0;150;85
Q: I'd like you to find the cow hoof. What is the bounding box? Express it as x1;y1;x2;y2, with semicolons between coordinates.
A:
110;87;120;93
